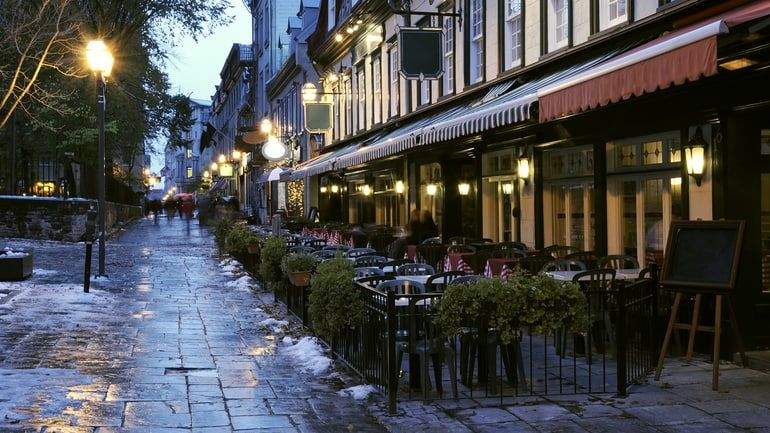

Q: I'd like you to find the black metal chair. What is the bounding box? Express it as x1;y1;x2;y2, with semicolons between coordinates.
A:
599;254;640;270
519;253;554;275
376;279;425;295
418;244;448;270
447;236;469;245
565;251;599;270
379;259;413;275
447;244;476;254
355;275;395;289
426;271;465;292
558;269;617;361
421;237;442;245
289;245;316;254
323;244;351;252
355;255;388;268
544;245;581;259
450;275;483;286
397;263;436;276
305;238;327;248
347;247;377;258
542;259;588;272
311;249;338;261
354;266;385;278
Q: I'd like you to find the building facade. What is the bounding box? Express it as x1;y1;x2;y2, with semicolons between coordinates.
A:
288;0;770;341
162;98;211;193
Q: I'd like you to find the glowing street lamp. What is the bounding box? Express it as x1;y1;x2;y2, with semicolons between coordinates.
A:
86;39;114;278
262;135;288;161
301;82;318;103
260;118;273;135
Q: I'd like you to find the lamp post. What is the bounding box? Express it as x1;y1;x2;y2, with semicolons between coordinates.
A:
86;40;114;277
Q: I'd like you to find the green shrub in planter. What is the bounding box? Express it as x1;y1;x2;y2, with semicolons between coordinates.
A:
308;257;362;341
259;236;287;284
514;273;588;336
213;218;233;246
225;224;259;256
281;253;317;287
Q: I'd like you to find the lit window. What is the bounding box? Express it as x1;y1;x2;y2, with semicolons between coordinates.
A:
469;0;484;84
186;167;193;178
186;149;192;159
357;67;366;131
443;16;454;95
390;46;399;117
504;0;523;70
372;57;382;124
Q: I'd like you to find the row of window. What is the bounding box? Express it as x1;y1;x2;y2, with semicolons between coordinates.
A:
323;0;678;143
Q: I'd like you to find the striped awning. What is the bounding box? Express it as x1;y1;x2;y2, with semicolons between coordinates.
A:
288;142;360;180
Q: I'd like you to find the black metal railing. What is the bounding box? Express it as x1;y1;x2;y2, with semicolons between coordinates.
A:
273;272;661;415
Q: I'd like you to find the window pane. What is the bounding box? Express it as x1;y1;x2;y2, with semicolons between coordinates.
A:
618;144;636;167
642;140;663;165
587;184;595;251
762;129;770;155
569;186;584;248
621;180;637;258
671;177;684;222
643;179;664;266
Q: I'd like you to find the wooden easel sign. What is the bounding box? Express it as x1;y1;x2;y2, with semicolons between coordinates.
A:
655;220;747;390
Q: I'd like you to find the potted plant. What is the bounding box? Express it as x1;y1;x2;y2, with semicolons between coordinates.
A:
282;253;316;287
308;257;362;341
259;236;287;287
247;237;261;254
0;248;33;281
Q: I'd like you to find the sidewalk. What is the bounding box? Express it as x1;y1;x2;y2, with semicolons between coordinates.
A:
0;217;386;432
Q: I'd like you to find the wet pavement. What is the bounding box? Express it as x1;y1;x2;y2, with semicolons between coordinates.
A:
5;217;770;433
0;216;387;432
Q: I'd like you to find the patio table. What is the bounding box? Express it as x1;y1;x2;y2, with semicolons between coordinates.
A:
546;268;642;282
395;275;432;285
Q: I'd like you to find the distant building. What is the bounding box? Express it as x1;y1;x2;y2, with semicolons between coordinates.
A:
162;98;211;193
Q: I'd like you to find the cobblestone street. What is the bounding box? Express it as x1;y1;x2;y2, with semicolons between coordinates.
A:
0;217;387;432
4;218;770;433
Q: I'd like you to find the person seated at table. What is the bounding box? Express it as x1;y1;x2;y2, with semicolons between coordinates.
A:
407;209;423;244
420;210;438;243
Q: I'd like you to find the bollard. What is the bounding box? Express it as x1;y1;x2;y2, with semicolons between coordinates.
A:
83;242;92;293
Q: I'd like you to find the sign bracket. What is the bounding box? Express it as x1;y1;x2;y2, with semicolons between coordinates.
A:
387;0;463;29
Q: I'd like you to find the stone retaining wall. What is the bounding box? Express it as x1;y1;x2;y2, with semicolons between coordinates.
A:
0;196;142;242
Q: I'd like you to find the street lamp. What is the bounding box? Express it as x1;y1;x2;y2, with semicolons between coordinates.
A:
301;82;318;103
86;39;114;277
260;118;273;135
262;135;288;161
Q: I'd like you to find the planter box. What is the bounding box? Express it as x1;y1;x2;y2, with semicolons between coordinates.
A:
288;271;311;287
0;252;33;281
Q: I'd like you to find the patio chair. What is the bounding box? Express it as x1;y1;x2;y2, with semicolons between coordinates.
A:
354;267;385;278
450;275;483;285
347;247;377;258
305;238;327;248
426;271;465;292
355;275;395;289
447;245;476;254
311;249;338;261
376;279;426;295
369;233;397;255
418;244;448;270
599;254;640;270
565;251;599;270
323;244;351;252
355;255;388;268
519;253;554;275
542;259;588;272
447;236;469;245
397;263;436;276
557;269;617;360
544;245;581;259
421;237;442;245
285;238;300;247
497;244;528;260
380;259;413;275
289;245;316;254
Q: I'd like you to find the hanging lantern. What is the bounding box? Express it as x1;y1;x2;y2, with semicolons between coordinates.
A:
262;135;288;161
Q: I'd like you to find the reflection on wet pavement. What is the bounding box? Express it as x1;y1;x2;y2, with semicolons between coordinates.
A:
0;217;386;432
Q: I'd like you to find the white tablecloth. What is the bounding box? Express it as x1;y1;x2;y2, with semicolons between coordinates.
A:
394;275;432;285
546;268;642;282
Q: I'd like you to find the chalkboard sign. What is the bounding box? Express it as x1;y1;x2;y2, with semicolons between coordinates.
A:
660;220;745;292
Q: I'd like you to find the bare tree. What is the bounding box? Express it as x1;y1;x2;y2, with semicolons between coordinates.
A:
0;0;83;129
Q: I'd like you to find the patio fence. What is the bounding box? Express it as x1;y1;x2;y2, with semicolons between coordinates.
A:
268;270;662;415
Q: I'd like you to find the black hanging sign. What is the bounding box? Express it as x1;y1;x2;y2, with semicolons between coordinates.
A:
398;27;443;80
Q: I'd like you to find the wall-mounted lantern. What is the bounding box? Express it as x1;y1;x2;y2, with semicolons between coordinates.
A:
502;182;514;195
517;152;530;185
394;180;405;194
426;183;438;196
457;181;471;196
685;127;707;187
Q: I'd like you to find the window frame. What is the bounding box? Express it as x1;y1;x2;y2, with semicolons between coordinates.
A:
356;65;366;132
442;11;455;96
467;0;485;85
371;54;382;125
541;0;573;55
388;43;400;119
501;0;524;71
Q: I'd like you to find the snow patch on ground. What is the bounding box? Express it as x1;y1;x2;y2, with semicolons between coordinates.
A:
338;384;378;401
89;275;109;283
33;269;58;276
258;318;288;333
226;275;254;290
0;368;94;424
1;247;30;258
283;336;332;375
